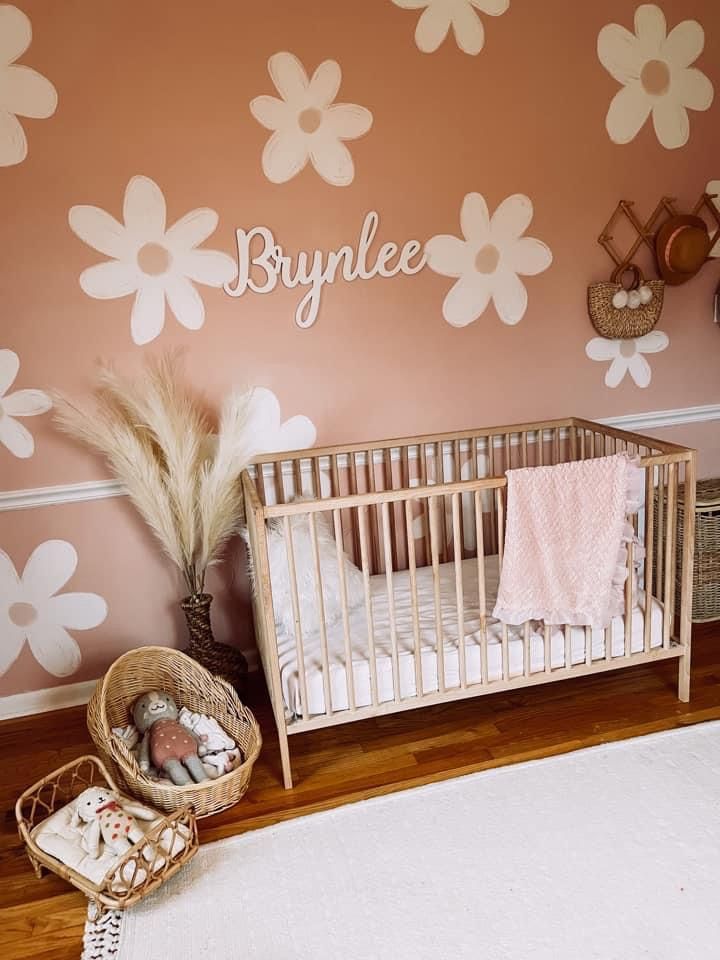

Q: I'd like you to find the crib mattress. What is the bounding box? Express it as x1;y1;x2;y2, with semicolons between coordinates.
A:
276;556;666;719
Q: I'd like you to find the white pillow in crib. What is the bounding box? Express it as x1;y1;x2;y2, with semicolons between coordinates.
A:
245;511;365;635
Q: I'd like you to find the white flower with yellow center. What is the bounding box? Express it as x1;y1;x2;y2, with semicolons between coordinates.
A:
69;176;238;345
392;0;509;56
0;349;51;458
425;192;552;327
0;5;57;167
0;540;107;678
585;331;669;388
598;4;713;149
250;52;373;187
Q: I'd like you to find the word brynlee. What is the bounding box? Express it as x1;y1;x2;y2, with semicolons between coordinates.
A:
223;211;427;328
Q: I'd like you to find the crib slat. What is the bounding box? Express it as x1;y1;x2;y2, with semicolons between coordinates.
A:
282;516;309;721
605;625;612;661
496;487;509;680
381;500;401;701
644;465;655;654
553;427;560;466
585;625;592;666
521;431;528;468
358;506;379;708
383;448;399;573
308;512;333;716
348;452;360;564
273;461;284;505
656;463;666;598
312;457;323;500
367;448;380;574
544;623;551;673
625;540;633;658
474;490;489;686
429;495;446;694
537;429;544;466
333;509;356;712
419;443;431;565
663;463;677;649
405;500;423;698
451;494;466;689
524;621;531;677
504;433;511;472
488;436;497;552
564;624;571;671
293;459;303;500
437;442;449;564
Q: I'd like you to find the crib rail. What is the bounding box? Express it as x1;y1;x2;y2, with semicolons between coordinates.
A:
242;417;695;788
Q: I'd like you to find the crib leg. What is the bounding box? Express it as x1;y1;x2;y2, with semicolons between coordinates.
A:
678;650;691;703
278;721;293;789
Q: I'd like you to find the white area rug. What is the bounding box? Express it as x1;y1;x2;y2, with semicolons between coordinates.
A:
111;723;720;960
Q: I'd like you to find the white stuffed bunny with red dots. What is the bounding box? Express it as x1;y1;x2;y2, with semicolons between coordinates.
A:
71;786;157;858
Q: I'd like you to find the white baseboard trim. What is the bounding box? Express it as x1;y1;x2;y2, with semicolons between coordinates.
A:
2;405;719;513
600;403;720;432
0;648;259;720
0;678;99;720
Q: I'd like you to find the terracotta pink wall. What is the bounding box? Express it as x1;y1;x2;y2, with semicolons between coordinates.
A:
2;0;720;699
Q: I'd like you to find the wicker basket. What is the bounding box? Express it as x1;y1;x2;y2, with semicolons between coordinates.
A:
588;264;664;339
654;478;720;624
87;646;262;818
15;754;198;916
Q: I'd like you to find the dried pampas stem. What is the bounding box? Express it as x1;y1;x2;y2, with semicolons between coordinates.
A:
52;355;257;686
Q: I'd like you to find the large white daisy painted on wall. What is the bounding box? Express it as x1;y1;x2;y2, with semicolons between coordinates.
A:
425;193;552;327
598;4;713;149
391;0;509;56
0;348;51;458
0;540;108;677
250;52;373;187
585;331;669;388
69;176;238;346
245;387;317;454
0;5;57;167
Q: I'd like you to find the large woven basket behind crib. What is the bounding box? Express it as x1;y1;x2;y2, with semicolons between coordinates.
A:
87;646;261;818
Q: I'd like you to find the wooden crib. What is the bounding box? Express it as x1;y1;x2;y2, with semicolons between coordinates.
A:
241;417;696;789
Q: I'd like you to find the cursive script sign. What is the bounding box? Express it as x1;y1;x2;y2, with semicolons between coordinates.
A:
223;211;427;328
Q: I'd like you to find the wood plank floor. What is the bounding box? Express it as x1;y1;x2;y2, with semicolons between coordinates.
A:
2;624;719;959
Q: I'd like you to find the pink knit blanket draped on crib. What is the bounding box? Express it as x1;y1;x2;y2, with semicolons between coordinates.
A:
492;453;644;629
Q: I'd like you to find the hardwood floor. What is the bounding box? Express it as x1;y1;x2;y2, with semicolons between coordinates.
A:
2;625;719;959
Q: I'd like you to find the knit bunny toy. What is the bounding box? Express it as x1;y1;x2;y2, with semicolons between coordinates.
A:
71;786;157;859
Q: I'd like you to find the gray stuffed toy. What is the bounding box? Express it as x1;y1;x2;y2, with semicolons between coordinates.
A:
133;690;208;786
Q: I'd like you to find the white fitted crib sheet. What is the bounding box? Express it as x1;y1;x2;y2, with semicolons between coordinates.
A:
276;556;666;718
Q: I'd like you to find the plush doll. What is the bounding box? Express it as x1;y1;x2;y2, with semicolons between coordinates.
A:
71;786;157;859
133;690;208;786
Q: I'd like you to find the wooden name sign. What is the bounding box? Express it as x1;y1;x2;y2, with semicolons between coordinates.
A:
223;211;427;328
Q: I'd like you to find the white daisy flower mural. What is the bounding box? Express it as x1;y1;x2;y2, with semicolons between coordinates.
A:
585;331;669;388
598;4;713;149
245;387;317;455
707;179;720;258
0;349;51;458
391;0;509;56
0;5;57;167
425;192;552;328
411;450;490;549
68;176;238;346
250;52;373;187
0;540;108;678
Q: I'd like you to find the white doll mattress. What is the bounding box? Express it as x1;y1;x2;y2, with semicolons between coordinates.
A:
276;555;666;718
31;794;189;892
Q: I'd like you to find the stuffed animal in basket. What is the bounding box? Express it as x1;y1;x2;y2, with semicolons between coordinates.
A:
71;786;157;858
133;690;209;786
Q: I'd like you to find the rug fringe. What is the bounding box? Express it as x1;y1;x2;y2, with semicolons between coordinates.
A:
81;905;123;960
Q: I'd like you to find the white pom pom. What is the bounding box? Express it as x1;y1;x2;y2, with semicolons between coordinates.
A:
627;290;641;309
612;289;629;309
638;285;653;304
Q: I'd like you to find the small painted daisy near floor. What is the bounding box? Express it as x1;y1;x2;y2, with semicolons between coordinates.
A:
68;176;238;345
598;3;713;149
0;540;107;677
0;349;51;459
250;52;373;187
425;192;552;328
585;331;669;388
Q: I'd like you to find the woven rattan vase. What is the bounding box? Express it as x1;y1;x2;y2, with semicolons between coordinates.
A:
180;592;248;692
